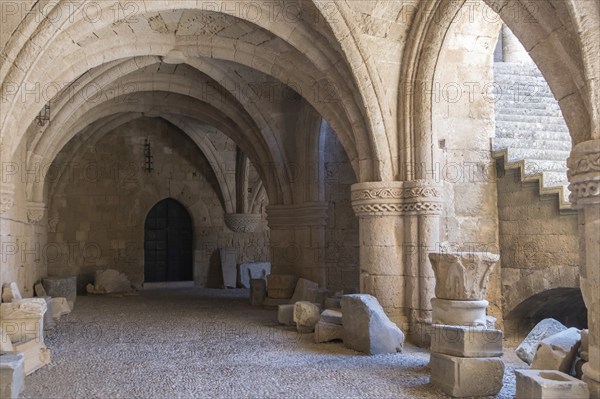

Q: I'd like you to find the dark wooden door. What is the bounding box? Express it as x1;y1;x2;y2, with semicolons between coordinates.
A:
144;199;193;282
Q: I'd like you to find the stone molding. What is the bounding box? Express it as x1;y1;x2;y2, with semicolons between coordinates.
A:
351;180;443;217
224;213;262;233
568;139;600;207
27;201;46;224
0;182;15;214
266;202;329;229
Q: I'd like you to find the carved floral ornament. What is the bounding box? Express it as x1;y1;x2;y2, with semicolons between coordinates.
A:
224;213;262;233
0;183;15;214
351;181;443;217
567;139;600;207
27;201;47;224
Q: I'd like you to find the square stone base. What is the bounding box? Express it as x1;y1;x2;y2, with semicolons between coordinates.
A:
430;324;503;357
0;352;25;399
430;353;504;397
516;369;589;399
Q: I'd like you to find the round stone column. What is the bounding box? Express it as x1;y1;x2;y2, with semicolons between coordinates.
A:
351;180;443;334
568;139;600;398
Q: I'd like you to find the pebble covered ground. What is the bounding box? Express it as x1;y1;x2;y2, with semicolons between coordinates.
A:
23;288;527;399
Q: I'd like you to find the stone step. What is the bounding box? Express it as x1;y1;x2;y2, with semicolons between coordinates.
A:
493;130;571;142
494;100;562;111
495;113;566;125
493;62;543;77
495;107;563;118
505;148;570;162
492;85;555;99
495;120;569;133
492;137;571;152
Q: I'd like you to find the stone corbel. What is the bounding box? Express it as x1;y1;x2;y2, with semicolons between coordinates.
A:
26;201;46;224
224;213;262;233
0;182;15;214
351;180;443;217
567;139;600;208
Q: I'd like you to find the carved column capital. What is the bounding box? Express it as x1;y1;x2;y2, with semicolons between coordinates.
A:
0;183;15;214
224;213;262;233
351;180;443;217
27;201;47;224
568;139;600;208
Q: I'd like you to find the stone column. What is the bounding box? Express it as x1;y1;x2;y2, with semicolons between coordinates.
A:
266;202;329;286
350;180;442;333
568;139;600;398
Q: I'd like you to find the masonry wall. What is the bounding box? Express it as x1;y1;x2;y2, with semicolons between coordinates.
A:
46;117;269;291
497;167;579;330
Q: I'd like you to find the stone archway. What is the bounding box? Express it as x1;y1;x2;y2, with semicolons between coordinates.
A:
144;198;194;283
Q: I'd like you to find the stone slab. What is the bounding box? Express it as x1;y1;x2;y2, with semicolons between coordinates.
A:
0;352;25;399
249;279;266;306
266;275;296;299
277;304;295;326
430;352;504;397
314;320;343;343
34;283;47;298
49;297;71;320
516;318;567;365
515;369;589;399
219;248;237;288
13;339;51;376
341;294;404;355
42;277;77;307
430;324;503;357
239;262;271;288
289;278;319;304
531;327;581;373
431;298;487;327
320;309;342;326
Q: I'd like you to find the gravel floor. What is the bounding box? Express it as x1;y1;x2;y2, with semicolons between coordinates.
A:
23;288;526;399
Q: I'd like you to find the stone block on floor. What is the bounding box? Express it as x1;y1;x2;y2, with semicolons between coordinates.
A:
516;318;567;365
50;297;71;320
530;327;581;373
515;369;589;399
430;352;504;397
341;294;404;355
289;278;319;304
277;304;295;326
293;302;320;333
314;320;343;343
266;274;296;299
0;352;25;399
249;278;266;306
13;339;51;375
430;324;503;357
320;309;342;326
42;277;77;308
239;262;271;289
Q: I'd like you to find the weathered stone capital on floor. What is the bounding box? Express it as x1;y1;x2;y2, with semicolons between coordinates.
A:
350;180;443;217
568;139;600;208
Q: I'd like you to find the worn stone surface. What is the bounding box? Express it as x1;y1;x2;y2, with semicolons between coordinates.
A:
430;325;503;358
86;270;133;295
1;283;22;303
41;297;56;330
430;352;505;397
0;352;25;399
530;327;581;373
320;309;343;326
0;299;47;345
515;369;589;399
33;283;47;298
314;320;343;343
13;339;51;376
289;278;319;304
49;298;71;320
429;251;499;300
0;328;13;352
249;279;266;306
581;329;589;362
431;298;488;327
266;275;296;299
516;318;568;365
341;294;404;355
293;302;321;333
220;248;237;288
239;262;271;289
324;297;341;310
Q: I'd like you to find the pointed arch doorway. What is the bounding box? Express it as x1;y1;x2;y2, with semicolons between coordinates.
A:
144;198;193;282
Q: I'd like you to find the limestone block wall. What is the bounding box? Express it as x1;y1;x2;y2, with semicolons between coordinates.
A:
46;117;269;291
497;168;580;335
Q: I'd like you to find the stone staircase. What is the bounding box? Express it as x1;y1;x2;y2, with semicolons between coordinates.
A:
492;62;572;210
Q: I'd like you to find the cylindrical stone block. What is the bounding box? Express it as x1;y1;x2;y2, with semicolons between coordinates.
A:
431;298;488;326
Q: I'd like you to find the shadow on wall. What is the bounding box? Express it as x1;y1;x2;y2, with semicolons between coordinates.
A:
207;250;224;288
505;287;587;343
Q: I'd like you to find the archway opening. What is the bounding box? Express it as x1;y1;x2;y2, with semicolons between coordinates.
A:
144;198;193;283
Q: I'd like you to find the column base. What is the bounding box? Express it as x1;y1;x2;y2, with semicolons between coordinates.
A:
583;373;600;399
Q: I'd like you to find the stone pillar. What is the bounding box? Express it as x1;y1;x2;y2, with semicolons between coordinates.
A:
350;180;442;334
266;202;329;286
502;25;532;64
568;139;600;398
